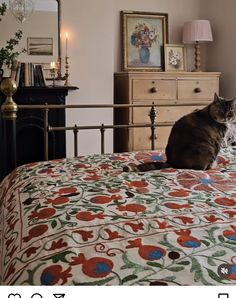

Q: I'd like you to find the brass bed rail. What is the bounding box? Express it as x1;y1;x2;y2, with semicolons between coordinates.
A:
0;78;207;178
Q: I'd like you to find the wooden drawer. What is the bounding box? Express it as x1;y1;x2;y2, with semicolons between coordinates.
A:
132;79;176;100
133;126;172;150
178;79;218;100
133;105;206;124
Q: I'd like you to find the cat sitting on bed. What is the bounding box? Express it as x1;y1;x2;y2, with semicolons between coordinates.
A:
124;93;236;172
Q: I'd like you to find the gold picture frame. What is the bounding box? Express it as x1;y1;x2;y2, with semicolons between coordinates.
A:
164;44;187;72
121;11;168;71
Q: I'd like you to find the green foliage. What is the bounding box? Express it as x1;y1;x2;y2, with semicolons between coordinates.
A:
0;2;7;16
0;2;25;68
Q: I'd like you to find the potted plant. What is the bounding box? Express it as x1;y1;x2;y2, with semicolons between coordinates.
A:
0;2;25;80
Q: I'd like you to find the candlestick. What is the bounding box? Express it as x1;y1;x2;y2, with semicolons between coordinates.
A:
65;32;68;57
50;61;56;69
64;56;70;86
50;61;56;87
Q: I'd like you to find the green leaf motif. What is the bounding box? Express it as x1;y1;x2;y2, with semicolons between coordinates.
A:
43;251;72;263
205;268;224;284
51;219;57;228
201;240;210;247
167;266;184;272
177;261;190;266
218;235;225;242
121;274;138;284
207;257;217;266
146;262;163;268
212;250;226;257
73;276;115;285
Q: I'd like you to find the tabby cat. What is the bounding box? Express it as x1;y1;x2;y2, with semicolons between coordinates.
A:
124;93;236;172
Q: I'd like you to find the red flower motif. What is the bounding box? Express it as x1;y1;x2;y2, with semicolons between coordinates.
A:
155;220;173;229
104;228;124;240
28;207;56;220
175;230;201;248
164;202;191;209
215;197;236;206
169;189;190;197
125;222;144;232
99;163;112;170
223;210;236;218
69;253;113;278
107;188;120;193
24;246;40;257
204;214;223;223
84;173;101;181
57;187;77;194
177;171;235;192
73;163;90;169
223;226;236;241
4;262;16;281
49;238;68;250
40;265;72;285
38;168;54;174
23;224;48;242
76;211;106;221
174;216;194;224
7;245;17;258
137;187;149;193
126;180;149;188
126;238;166;260
90;194;122;204
47;197;70;205
117;203;146;214
73;230;93;241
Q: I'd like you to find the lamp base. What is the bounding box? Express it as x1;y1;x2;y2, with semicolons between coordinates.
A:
194;42;201;72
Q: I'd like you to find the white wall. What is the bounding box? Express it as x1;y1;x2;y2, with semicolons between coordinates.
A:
200;0;236;98
61;0;203;156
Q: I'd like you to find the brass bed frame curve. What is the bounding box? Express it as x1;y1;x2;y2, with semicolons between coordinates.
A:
0;78;206;179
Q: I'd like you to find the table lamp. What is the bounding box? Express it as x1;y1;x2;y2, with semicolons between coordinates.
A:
182;20;213;71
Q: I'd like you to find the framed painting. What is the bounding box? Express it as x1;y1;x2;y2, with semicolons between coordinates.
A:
121;11;168;71
164;44;187;71
27;37;53;56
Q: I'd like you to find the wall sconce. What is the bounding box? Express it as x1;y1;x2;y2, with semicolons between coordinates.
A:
9;0;34;23
182;20;213;72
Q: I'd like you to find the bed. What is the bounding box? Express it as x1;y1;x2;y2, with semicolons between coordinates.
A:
1;146;236;285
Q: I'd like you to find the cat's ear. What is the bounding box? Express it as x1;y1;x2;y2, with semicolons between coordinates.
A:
213;93;220;102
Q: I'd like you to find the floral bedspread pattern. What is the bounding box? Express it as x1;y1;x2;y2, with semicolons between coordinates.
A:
1;148;236;285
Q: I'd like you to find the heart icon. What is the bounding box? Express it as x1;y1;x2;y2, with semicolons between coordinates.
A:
8;294;21;298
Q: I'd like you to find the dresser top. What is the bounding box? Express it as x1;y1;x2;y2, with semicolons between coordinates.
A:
114;71;221;79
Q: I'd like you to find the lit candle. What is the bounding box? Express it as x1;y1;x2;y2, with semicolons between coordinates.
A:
65;32;69;57
50;61;56;69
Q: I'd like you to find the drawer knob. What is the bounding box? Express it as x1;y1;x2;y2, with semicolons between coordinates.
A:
150;87;158;93
149;134;157;140
194;87;202;93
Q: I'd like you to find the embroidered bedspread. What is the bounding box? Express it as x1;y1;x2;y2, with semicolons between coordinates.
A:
1;148;236;285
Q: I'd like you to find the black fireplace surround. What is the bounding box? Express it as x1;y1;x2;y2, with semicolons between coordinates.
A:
0;86;77;180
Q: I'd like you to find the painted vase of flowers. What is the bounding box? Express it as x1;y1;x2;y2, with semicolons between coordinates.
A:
139;46;150;64
131;22;157;64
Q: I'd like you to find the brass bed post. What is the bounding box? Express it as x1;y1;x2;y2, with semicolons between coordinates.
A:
100;124;105;154
149;102;157;150
0;78;18;176
43;104;49;161
73;124;78;157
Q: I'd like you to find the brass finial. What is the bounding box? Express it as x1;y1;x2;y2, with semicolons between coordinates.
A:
0;78;18;120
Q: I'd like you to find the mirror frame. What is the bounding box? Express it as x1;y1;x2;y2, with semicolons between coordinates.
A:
56;0;62;78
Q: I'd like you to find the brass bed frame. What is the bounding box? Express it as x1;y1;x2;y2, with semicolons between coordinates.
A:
0;78;206;179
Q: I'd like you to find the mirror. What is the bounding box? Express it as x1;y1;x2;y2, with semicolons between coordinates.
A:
0;0;61;76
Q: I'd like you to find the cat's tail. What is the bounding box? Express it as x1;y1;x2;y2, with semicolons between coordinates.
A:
123;161;170;172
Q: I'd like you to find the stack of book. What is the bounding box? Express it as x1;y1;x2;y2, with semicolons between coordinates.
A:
10;62;46;87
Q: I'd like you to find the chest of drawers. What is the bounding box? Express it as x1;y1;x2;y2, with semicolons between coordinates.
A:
114;71;221;152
